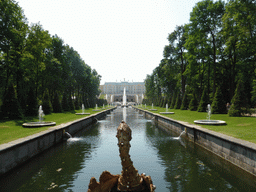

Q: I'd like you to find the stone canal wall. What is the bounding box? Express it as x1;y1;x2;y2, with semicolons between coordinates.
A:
0;108;115;177
134;107;256;178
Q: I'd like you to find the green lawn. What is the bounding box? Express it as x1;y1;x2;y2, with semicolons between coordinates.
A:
0;107;113;145
137;106;256;144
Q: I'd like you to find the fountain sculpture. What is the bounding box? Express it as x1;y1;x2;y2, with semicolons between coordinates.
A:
76;104;90;115
194;104;226;125
160;104;174;114
87;121;155;192
22;105;56;127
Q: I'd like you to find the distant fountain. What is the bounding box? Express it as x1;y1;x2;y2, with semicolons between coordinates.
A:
38;105;44;123
160;103;174;114
194;104;226;125
123;87;127;106
206;104;211;120
149;103;157;111
23;105;56;127
76;104;90;115
93;104;101;111
103;104;105;109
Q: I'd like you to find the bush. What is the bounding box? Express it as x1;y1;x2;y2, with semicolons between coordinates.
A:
25;86;38;116
211;87;227;114
52;91;62;113
197;87;209;112
174;93;181;109
229;76;250;116
170;93;176;109
61;91;70;111
180;92;189;110
189;92;198;111
42;90;53;114
68;94;75;111
251;80;256;107
1;84;22;119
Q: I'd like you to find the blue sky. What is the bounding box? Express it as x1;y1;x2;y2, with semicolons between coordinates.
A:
17;0;202;84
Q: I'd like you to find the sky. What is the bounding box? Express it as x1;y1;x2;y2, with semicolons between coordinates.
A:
17;0;201;85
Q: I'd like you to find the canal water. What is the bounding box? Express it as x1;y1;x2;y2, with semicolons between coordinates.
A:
1;107;256;191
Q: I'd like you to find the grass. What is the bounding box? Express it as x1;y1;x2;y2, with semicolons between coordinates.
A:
136;106;256;144
0;106;113;145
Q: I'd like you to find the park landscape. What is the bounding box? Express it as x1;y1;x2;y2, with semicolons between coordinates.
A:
1;0;256;191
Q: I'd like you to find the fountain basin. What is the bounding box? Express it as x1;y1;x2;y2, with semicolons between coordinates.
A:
159;112;174;114
194;120;226;125
92;109;101;111
149;109;157;111
22;122;56;128
75;113;90;115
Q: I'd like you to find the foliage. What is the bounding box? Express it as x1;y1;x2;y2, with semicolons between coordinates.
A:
189;92;198;111
25;86;38;116
144;0;256;118
1;84;22;119
229;76;250;116
197;87;209;112
174;93;182;109
0;0;101;118
211;87;227;114
170;93;176;109
52;91;62;113
42;90;53;115
180;91;189;110
61;91;70;111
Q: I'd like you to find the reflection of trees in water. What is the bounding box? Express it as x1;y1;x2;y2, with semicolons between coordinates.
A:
1;124;101;192
145;124;242;192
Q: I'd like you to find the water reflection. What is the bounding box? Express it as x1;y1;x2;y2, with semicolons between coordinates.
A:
0;107;256;191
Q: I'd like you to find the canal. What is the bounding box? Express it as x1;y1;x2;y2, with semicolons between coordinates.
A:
0;107;255;191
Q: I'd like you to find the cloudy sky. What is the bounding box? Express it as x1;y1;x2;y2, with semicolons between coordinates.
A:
17;0;201;84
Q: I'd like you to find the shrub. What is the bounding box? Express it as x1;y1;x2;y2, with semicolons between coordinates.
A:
229;76;250;116
52;91;62;113
197;87;209;112
61;91;70;111
180;92;189;110
211;87;227;114
25;86;38;116
189;92;198;111
170;93;176;109
42;90;53;114
174;93;181;109
1;84;22;119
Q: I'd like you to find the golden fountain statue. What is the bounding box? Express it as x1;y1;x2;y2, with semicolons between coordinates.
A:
87;120;155;192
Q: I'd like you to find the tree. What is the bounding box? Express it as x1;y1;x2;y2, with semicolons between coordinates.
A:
180;91;189;110
229;76;250;116
211;87;227;114
189;92;198;111
52;91;62;113
25;86;38;116
188;0;225;95
1;84;22;119
197;87;209;112
42;90;53;114
174;92;182;109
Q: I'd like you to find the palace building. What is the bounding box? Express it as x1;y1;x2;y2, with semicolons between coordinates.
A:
100;81;145;103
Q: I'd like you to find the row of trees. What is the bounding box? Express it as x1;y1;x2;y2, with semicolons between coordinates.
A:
144;0;256;116
0;0;103;119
